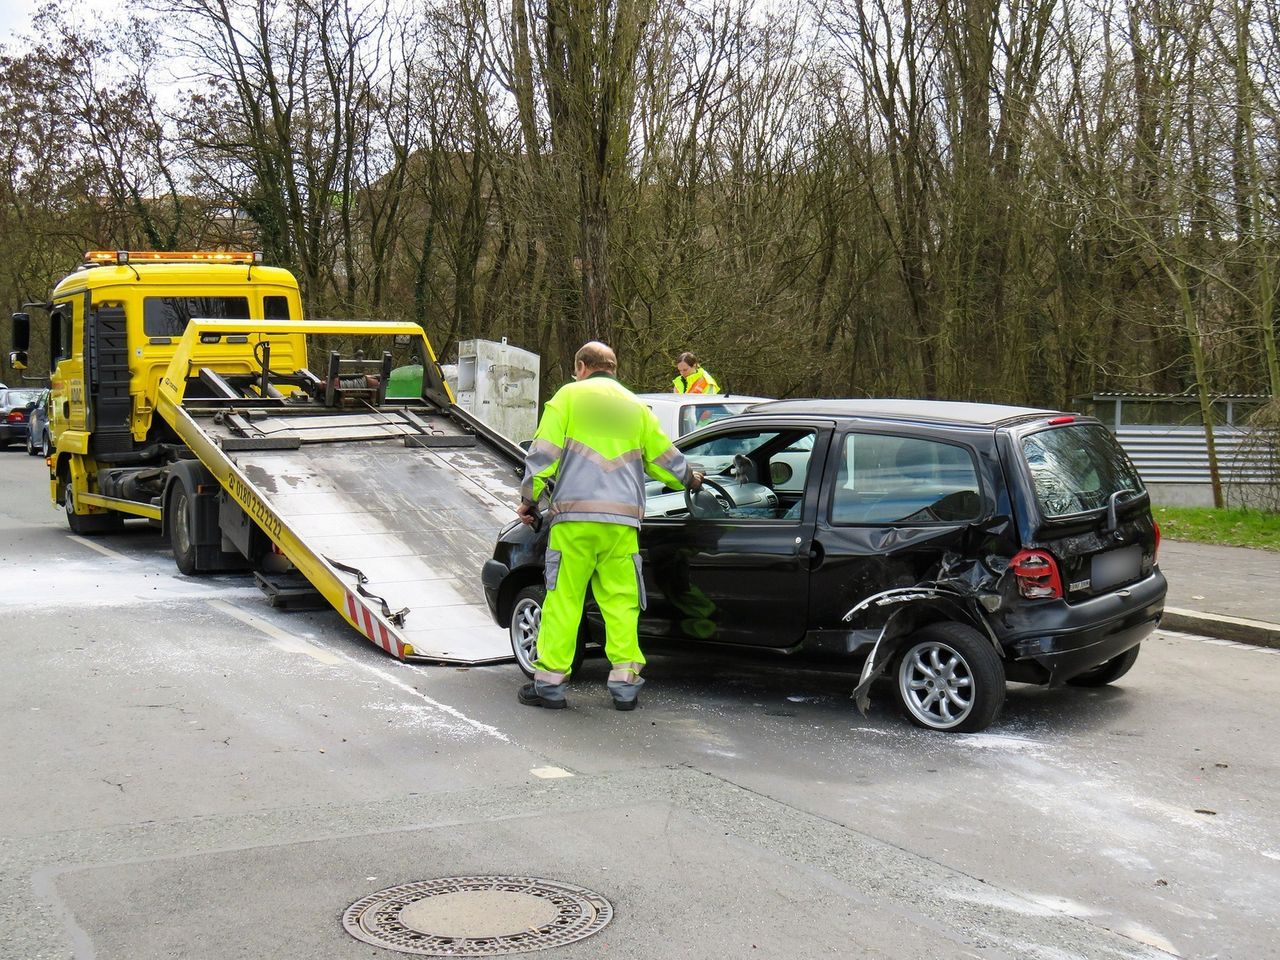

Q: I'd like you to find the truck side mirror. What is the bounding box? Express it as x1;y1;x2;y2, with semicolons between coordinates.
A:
11;312;30;351
8;312;31;372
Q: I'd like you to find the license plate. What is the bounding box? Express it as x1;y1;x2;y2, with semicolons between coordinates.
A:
1091;544;1142;591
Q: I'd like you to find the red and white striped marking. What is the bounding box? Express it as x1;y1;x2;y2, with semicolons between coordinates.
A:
345;592;407;659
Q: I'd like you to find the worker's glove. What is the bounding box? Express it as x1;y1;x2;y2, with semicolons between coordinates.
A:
689;471;704;492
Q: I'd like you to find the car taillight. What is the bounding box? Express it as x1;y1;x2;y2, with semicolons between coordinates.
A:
1153;520;1161;562
5;410;26;423
1009;549;1063;600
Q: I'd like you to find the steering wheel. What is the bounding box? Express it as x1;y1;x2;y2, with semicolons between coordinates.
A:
685;476;735;518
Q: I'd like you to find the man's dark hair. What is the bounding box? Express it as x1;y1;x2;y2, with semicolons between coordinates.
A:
677;351;698;366
575;341;617;373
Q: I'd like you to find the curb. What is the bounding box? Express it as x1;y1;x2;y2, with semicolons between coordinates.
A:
1162;607;1280;649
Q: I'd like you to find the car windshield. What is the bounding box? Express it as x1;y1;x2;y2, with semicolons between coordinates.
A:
3;389;42;407
1021;423;1144;517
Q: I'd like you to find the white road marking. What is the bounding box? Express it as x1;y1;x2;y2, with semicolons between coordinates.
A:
206;599;511;744
530;766;574;779
207;599;343;665
67;535;134;562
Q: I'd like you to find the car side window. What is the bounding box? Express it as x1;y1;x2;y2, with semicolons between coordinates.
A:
645;427;816;521
831;433;981;525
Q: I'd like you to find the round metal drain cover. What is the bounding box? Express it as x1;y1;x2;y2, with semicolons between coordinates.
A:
342;876;613;956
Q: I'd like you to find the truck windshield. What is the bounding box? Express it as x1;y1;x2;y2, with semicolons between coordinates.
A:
143;297;252;337
1021;424;1144;518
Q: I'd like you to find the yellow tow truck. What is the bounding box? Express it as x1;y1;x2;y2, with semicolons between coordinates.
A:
6;250;525;663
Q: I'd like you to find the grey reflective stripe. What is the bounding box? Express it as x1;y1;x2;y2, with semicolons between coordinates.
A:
548;511;642;528
521;438;564;499
563;437;643;472
550;449;649;516
608;666;643;683
549;499;644;520
526;437;563;471
653;445;693;484
535;669;569;685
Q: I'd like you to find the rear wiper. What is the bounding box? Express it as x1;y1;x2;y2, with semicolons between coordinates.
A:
1105;489;1144;535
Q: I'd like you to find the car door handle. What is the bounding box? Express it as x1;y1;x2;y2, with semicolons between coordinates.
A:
808;540;825;570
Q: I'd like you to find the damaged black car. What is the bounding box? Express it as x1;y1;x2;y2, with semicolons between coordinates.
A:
482;399;1166;733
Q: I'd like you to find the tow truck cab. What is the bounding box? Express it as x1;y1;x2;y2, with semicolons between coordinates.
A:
11;250;305;523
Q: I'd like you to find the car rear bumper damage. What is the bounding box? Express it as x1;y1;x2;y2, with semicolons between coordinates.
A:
999;569;1167;684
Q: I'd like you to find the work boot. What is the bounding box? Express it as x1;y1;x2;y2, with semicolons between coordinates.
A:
518;682;567;710
607;665;644;712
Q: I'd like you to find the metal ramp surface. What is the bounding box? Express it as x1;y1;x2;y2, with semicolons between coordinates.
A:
197;405;522;663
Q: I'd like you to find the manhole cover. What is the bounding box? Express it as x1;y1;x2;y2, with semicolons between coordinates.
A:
342;876;614;956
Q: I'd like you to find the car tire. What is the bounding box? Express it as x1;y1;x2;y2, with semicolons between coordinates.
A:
41;432;51;458
509;584;586;680
168;483;200;575
26;433;37;455
895;621;1005;733
1066;644;1140;687
64;481;123;536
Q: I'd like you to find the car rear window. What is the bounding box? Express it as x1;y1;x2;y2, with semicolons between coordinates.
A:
3;389;42;407
1020;423;1144;518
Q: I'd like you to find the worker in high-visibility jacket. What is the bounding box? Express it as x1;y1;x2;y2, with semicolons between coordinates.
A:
672;351;720;395
517;341;701;711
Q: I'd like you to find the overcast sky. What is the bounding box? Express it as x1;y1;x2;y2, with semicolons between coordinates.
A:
0;0;39;46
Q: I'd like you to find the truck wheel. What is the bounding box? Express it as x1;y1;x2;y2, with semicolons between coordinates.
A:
895;622;1005;733
64;482;122;536
1067;644;1140;687
509;584;586;680
168;484;199;575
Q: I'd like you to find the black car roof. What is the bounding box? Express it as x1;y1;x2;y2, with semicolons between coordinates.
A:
741;398;1061;426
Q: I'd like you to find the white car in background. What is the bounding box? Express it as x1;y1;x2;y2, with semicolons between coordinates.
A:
637;392;771;441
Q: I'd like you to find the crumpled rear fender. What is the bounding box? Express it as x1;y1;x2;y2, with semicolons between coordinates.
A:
844;587;999;717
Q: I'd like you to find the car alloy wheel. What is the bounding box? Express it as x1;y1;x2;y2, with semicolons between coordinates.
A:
510;586;543;678
899;640;976;729
894;621;1005;732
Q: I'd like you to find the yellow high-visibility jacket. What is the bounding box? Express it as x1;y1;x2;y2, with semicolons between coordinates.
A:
672;366;720;394
522;373;692;527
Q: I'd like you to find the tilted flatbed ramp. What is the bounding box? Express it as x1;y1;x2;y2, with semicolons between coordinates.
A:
155;320;525;664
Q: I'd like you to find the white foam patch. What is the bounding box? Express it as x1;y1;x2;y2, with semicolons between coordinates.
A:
954;733;1048;754
1112;922;1182;956
0;556;259;608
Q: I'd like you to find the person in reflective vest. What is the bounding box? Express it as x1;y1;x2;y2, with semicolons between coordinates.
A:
517;341;701;711
672;351;720;395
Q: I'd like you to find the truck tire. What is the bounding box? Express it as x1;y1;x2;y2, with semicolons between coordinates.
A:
168;483;200;575
64;481;123;536
509;584;587;680
895;621;1005;733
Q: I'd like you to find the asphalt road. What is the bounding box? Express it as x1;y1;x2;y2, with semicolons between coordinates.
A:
1;450;1276;960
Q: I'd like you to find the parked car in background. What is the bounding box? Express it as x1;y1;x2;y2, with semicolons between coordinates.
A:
0;387;43;450
25;389;51;457
483;399;1166;733
636;392;771;440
